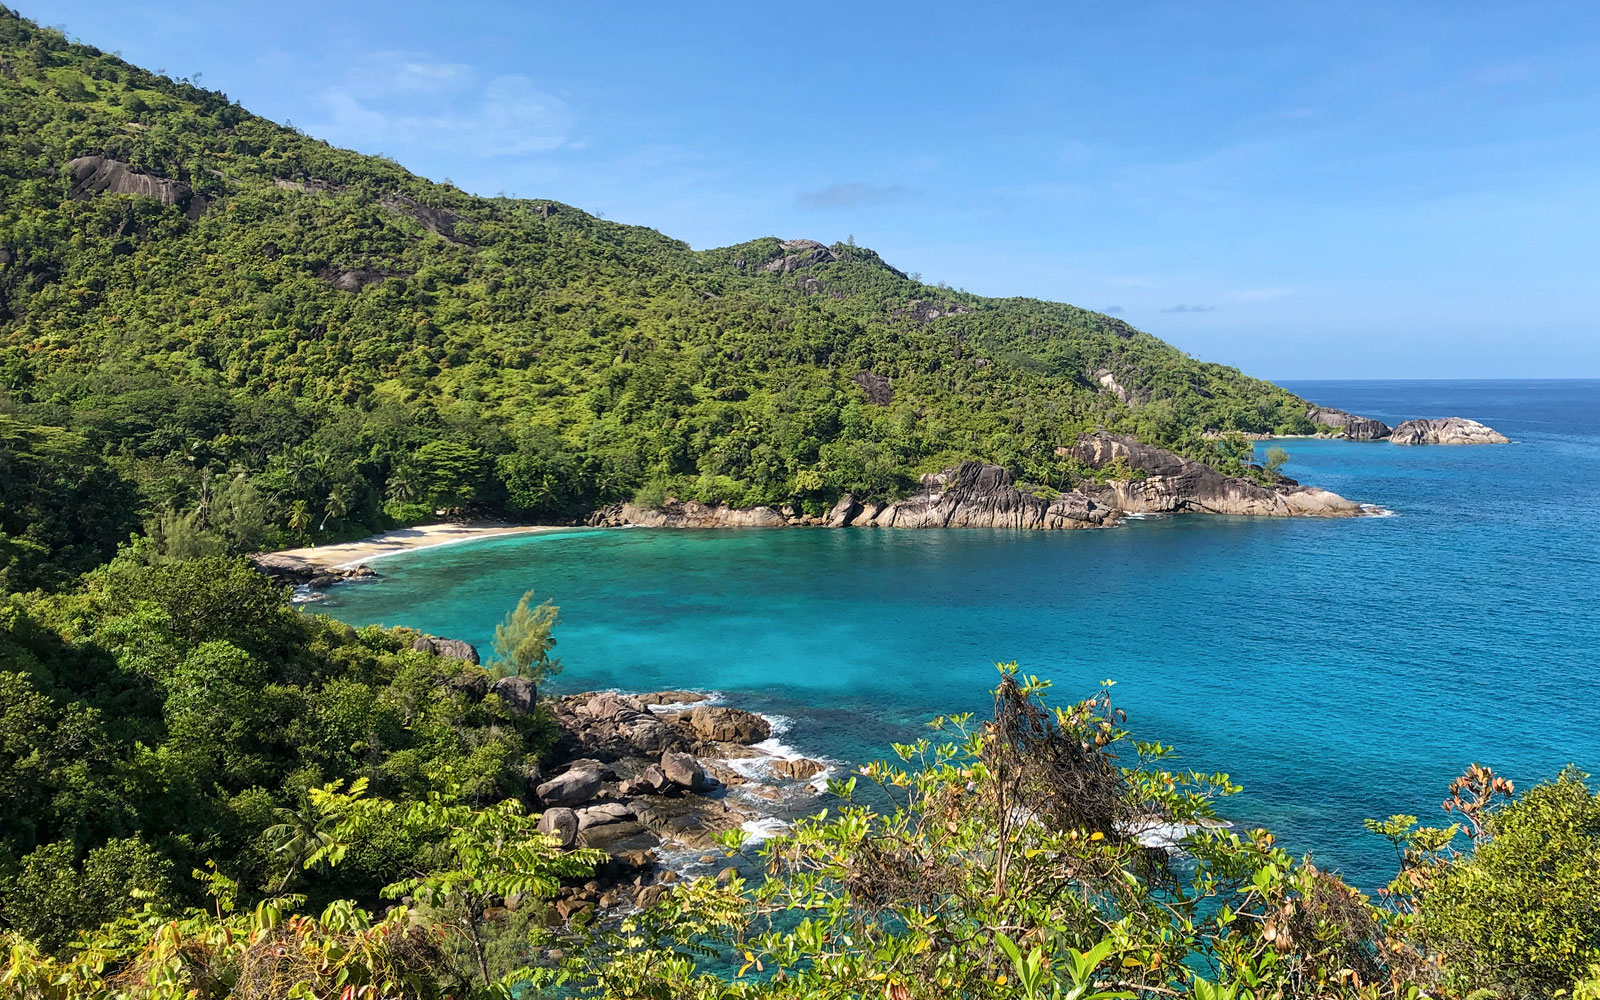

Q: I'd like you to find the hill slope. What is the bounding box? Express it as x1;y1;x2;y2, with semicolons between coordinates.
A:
0;6;1321;587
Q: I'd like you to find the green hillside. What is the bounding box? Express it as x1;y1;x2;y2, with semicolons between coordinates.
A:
0;6;1316;587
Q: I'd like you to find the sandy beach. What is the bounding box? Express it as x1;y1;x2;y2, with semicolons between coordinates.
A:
255;521;565;574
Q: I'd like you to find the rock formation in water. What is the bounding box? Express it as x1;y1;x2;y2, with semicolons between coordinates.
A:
539;690;817;905
1306;405;1392;440
248;552;377;587
1067;432;1363;517
408;663;822;921
1388;417;1509;445
1302;405;1508;446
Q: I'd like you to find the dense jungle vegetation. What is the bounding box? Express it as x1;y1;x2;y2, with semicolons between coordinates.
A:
3;571;1598;999
0;5;1318;588
5;9;1597;998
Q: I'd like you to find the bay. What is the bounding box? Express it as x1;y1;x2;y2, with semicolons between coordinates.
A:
320;379;1600;888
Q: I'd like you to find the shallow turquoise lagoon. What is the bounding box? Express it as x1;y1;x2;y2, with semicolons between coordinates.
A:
320;380;1600;888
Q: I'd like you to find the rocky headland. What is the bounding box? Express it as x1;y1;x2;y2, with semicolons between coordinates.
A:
593;430;1366;530
1067;432;1362;517
1300;405;1508;445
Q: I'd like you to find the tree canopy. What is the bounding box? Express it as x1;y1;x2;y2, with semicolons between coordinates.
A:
0;5;1318;585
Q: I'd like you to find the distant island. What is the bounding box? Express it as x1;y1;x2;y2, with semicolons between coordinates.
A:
1307;408;1509;445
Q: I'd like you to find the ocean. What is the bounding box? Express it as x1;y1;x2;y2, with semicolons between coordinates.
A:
318;379;1600;888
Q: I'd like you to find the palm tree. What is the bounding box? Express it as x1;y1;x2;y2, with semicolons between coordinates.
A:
318;484;351;531
261;795;338;894
288;499;311;542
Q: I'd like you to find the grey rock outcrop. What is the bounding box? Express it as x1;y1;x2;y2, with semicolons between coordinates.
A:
685;706;772;744
1389;417;1508;445
321;267;395;293
575;802;634;830
1306;406;1392;440
249;552;318;583
248;554;379;588
272;176;340;195
633;764;671;794
534;689;835;915
635;690;708;707
1093;368;1152;407
491;675;537;713
852;370;893;405
827;494;861;528
594;444;1364;529
1068;432;1362;517
66;156;206;217
550;692;688;759
536;767;604;806
898;299;973;323
411;635;481;664
537;807;579;847
764;239;836;273
864;462;1116;530
773;758;827;781
659;751;709;791
381;193;465;242
599;501;787;528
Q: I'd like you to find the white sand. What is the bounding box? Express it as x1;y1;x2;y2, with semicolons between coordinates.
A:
264;522;565;571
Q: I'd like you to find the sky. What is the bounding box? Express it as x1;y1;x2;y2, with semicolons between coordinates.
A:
24;0;1600;378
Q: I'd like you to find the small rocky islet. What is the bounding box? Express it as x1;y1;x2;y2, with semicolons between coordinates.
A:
1306;407;1509;445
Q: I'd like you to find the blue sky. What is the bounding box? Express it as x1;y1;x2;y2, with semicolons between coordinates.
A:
27;0;1600;378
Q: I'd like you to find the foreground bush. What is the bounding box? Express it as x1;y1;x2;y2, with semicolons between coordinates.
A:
559;667;1429;999
0;555;557;948
4;665;1597;998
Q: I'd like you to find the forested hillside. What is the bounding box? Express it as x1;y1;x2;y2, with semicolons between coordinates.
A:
0;6;1320;587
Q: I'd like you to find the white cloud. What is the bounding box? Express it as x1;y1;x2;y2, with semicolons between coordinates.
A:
307;53;573;159
342;56;471;98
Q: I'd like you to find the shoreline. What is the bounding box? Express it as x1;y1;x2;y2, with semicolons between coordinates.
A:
259;521;568;574
260;493;1397;586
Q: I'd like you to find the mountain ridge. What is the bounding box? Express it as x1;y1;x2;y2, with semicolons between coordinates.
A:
0;4;1331;587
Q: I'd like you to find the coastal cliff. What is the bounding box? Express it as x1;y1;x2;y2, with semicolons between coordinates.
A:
590;463;1115;531
845;462;1116;529
1068;432;1363;517
596;432;1364;529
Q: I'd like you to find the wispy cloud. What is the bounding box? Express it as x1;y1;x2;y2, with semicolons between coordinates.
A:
796;182;909;209
1162;304;1218;313
308;52;574;159
1234;287;1294;302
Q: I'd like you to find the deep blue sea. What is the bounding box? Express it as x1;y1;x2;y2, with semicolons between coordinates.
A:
320;380;1600;889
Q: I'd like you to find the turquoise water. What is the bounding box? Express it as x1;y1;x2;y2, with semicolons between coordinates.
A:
321;380;1600;888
